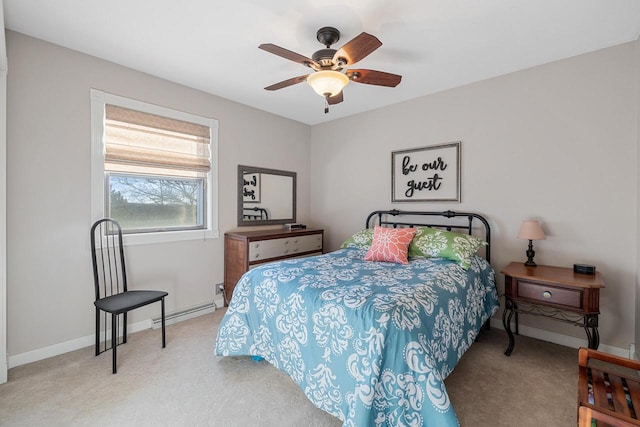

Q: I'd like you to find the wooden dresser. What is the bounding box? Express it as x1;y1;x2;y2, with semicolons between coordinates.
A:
223;228;324;305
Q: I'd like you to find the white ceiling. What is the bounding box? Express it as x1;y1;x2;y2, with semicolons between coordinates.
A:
4;0;640;125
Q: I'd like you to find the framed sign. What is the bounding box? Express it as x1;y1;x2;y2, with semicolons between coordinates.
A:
391;142;461;202
242;172;261;203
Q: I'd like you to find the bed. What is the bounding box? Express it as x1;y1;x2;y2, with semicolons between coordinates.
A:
215;210;499;426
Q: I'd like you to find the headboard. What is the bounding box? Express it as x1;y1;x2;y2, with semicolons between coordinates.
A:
243;207;269;221
365;209;491;263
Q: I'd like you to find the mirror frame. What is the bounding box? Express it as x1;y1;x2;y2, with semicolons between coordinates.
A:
237;165;297;226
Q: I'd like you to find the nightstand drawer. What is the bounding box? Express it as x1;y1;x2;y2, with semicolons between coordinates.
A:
517;280;582;309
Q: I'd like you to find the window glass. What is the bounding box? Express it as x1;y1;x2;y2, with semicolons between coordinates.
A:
107;173;204;232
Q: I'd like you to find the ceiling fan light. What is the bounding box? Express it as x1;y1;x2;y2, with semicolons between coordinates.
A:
306;70;349;97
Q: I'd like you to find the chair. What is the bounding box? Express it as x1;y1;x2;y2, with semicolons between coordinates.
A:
577;347;640;426
90;218;168;374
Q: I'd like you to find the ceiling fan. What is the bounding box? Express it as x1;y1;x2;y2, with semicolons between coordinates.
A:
259;26;402;113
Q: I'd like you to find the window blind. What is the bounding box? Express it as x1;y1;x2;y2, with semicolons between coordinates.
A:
104;105;211;175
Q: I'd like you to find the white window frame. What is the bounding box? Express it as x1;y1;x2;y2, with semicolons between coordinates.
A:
91;89;219;245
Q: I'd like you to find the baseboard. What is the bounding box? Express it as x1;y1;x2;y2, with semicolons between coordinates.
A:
8;300;221;369
489;318;628;358
0;358;6;384
214;296;223;311
8;320;151;369
629;343;638;361
151;300;218;329
11;304;624;370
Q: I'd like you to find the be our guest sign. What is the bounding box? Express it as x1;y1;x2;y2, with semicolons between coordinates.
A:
391;142;461;202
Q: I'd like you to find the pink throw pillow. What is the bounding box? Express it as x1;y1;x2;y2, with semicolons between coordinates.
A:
364;226;417;264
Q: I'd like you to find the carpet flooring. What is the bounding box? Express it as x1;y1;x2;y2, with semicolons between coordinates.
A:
0;308;578;426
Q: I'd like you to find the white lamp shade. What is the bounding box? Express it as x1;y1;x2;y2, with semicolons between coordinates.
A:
306;70;349;97
517;220;546;240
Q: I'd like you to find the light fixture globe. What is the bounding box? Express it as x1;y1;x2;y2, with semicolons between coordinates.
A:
306;70;349;97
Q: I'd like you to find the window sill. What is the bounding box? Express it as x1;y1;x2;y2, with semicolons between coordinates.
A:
122;228;219;246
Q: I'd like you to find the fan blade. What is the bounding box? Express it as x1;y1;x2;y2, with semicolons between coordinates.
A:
264;75;309;91
327;91;343;105
346;69;402;87
259;44;319;69
333;33;382;66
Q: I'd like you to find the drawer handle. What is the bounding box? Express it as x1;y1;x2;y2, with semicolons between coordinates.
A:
284;240;289;245
542;291;552;299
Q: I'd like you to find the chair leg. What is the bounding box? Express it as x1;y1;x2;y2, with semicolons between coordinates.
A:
161;298;166;348
123;312;128;344
95;308;100;356
111;313;117;374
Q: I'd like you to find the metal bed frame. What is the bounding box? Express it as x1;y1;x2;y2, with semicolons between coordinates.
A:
243;207;269;221
365;209;491;263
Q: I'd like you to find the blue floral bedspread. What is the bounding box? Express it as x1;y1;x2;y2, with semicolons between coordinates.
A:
215;247;499;427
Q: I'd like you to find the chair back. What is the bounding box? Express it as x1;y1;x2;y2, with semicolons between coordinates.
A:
90;219;128;301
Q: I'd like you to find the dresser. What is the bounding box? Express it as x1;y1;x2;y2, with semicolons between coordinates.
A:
223;228;324;305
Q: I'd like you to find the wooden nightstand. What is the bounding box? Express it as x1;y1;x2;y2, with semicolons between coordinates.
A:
501;262;605;356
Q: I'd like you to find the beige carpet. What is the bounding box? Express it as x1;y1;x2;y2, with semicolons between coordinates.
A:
0;308;577;426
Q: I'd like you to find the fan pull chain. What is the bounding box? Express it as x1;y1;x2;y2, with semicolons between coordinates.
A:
324;96;329;114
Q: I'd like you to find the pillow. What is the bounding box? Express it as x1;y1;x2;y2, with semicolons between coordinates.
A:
408;227;487;269
340;228;375;249
364;226;416;264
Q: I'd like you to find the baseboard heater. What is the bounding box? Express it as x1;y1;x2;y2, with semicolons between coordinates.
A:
151;301;216;329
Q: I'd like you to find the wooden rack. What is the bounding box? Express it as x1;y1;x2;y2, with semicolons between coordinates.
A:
578;348;640;426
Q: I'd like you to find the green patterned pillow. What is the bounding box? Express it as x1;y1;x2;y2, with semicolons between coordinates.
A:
340;228;375;249
408;227;487;269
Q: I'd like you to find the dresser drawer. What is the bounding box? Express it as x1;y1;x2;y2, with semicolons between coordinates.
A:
517;280;582;309
249;233;323;262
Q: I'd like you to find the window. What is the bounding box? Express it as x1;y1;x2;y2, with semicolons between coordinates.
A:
91;90;219;244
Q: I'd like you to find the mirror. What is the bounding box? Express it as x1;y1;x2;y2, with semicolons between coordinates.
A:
237;165;296;226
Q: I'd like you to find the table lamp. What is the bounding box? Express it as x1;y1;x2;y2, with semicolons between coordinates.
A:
517;220;546;267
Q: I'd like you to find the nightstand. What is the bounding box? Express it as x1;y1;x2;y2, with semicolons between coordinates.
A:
501;262;605;356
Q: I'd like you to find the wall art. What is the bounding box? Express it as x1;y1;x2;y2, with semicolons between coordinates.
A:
242;172;261;203
391;142;461;202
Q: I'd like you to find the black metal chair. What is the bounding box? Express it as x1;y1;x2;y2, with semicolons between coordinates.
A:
90;218;168;374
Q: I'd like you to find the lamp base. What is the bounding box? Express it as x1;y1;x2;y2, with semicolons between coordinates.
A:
524;239;537;267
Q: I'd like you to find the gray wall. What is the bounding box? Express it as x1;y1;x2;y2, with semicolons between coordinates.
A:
6;31;311;357
0;3;7;382
636;36;640;356
310;42;638;350
6;30;639;359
